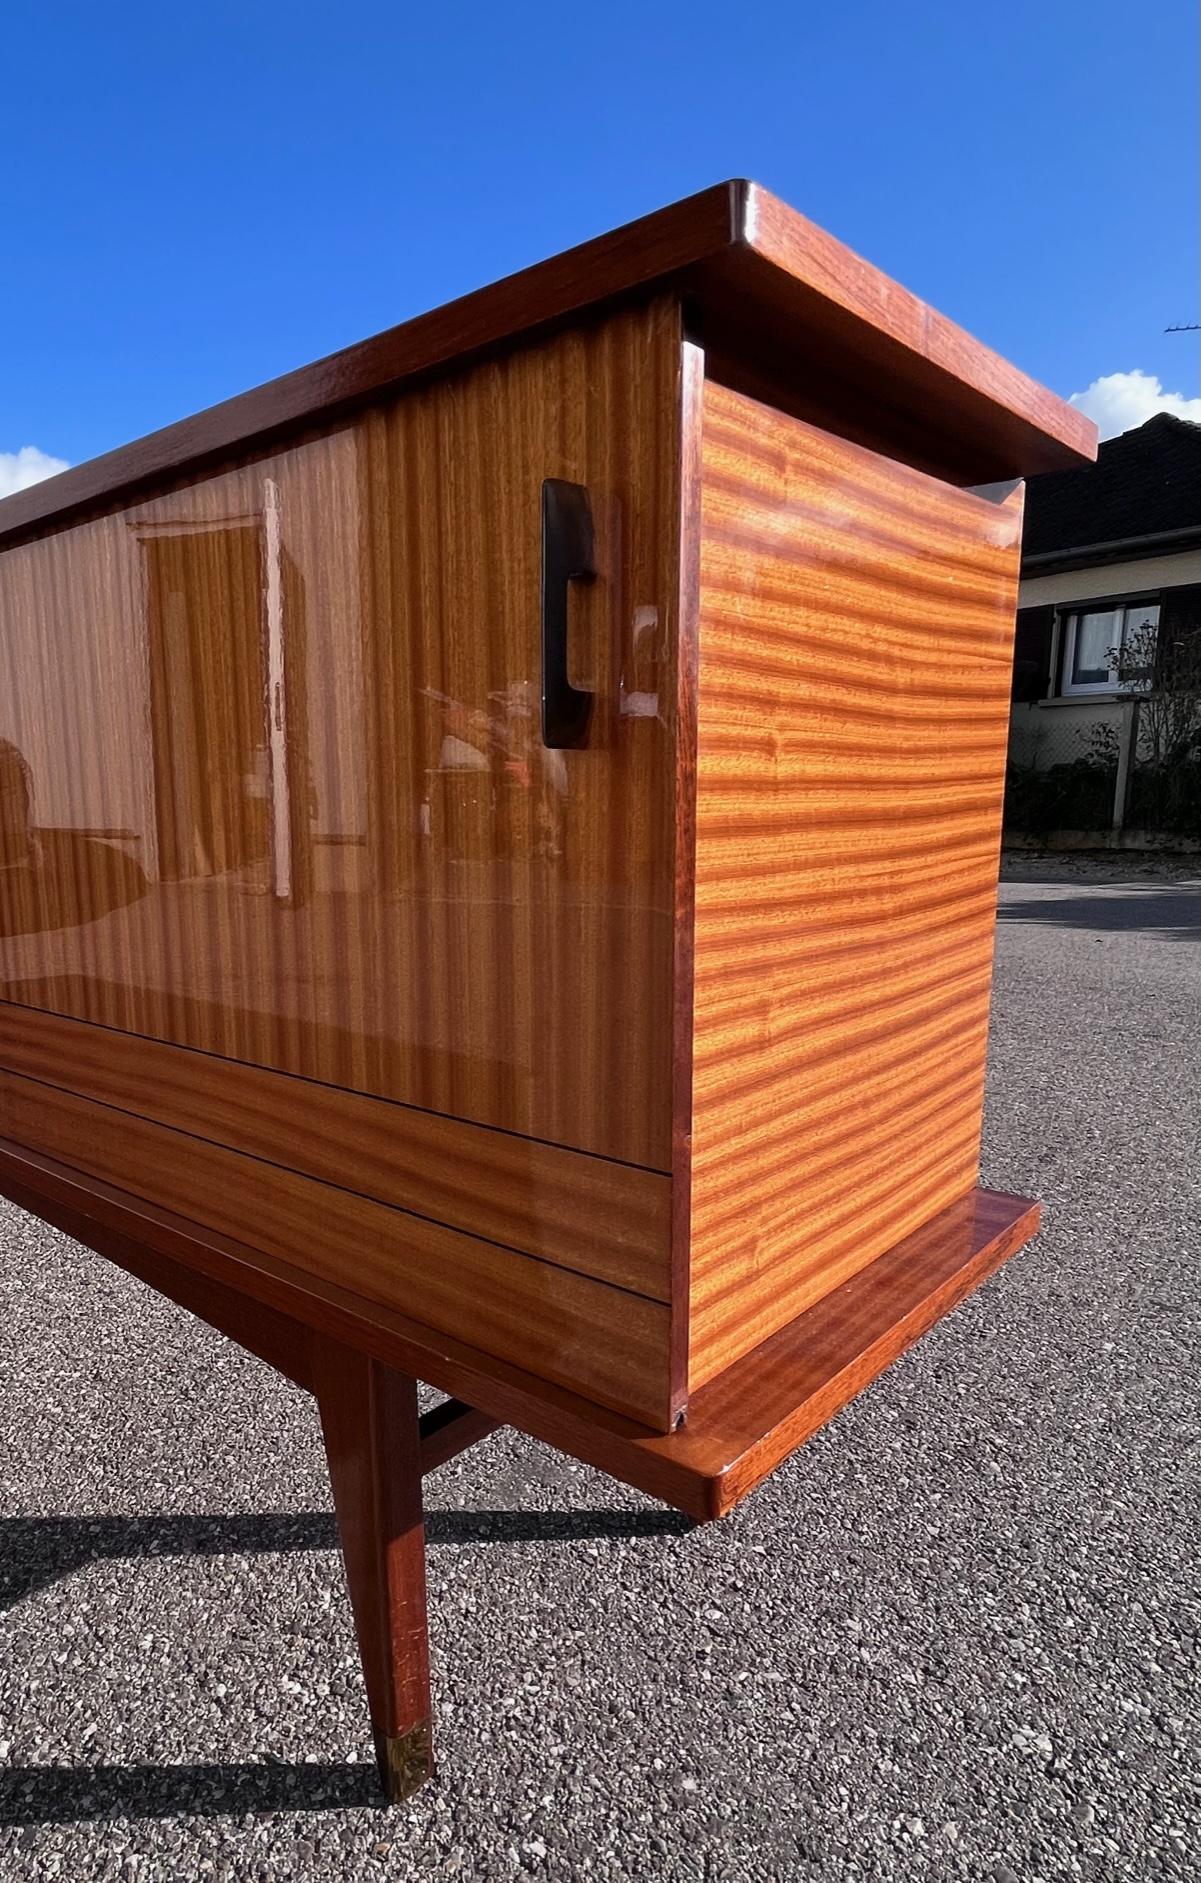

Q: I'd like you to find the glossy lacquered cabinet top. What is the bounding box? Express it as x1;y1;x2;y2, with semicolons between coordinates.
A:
0;302;684;1170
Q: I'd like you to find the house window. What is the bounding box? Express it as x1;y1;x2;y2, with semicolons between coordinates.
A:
1061;600;1160;696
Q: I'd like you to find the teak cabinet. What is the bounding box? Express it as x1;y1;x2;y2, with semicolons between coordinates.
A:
0;182;1096;1798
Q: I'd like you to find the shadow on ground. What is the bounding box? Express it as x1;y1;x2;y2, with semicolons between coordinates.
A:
1;1506;692;1612
0;1761;384;1825
0;1505;692;1825
998;885;1199;939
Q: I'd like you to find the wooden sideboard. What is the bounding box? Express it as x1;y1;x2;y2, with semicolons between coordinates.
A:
0;180;1096;1797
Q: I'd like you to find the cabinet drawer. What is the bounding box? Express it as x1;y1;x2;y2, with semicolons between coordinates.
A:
0;1060;674;1428
0;1002;670;1299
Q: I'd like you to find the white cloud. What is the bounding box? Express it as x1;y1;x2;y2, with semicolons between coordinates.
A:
0;444;70;499
1068;370;1201;441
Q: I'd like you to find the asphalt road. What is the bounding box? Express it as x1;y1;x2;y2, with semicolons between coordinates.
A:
1;869;1198;1882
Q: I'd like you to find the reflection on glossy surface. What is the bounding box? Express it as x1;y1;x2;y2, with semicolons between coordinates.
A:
0;738;149;940
0;303;681;1167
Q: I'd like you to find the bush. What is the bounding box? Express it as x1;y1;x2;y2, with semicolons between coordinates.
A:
1004;757;1115;835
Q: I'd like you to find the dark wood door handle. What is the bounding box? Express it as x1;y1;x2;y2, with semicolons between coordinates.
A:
541;478;595;748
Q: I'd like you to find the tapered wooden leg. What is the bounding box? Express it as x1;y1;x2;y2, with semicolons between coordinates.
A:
314;1340;433;1802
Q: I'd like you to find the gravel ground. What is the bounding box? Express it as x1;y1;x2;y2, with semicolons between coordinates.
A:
1;868;1198;1882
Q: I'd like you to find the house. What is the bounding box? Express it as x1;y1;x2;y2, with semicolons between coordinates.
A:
1006;412;1201;841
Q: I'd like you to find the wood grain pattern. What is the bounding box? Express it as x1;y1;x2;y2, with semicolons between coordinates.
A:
0;300;682;1170
0;1068;673;1426
0;1130;686;1448
0;1133;1037;1519
0;1001;670;1298
687;382;1025;1389
0;183;1093;548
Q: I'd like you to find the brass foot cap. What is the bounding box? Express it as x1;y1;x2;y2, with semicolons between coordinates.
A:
374;1723;434;1802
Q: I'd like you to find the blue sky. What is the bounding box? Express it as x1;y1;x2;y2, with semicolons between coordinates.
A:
2;0;1198;492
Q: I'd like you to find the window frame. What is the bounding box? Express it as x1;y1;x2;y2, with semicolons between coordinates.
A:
1057;592;1161;698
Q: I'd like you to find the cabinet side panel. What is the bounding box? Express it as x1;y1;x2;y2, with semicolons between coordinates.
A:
689;382;1023;1389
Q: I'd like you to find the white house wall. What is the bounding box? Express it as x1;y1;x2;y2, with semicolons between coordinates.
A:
1009;697;1125;770
1012;548;1201;776
1018;547;1201;610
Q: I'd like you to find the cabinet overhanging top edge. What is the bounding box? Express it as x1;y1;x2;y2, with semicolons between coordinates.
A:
0;179;1095;546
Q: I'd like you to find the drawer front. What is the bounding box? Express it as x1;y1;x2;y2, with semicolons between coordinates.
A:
0;1002;670;1299
0;1053;674;1428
